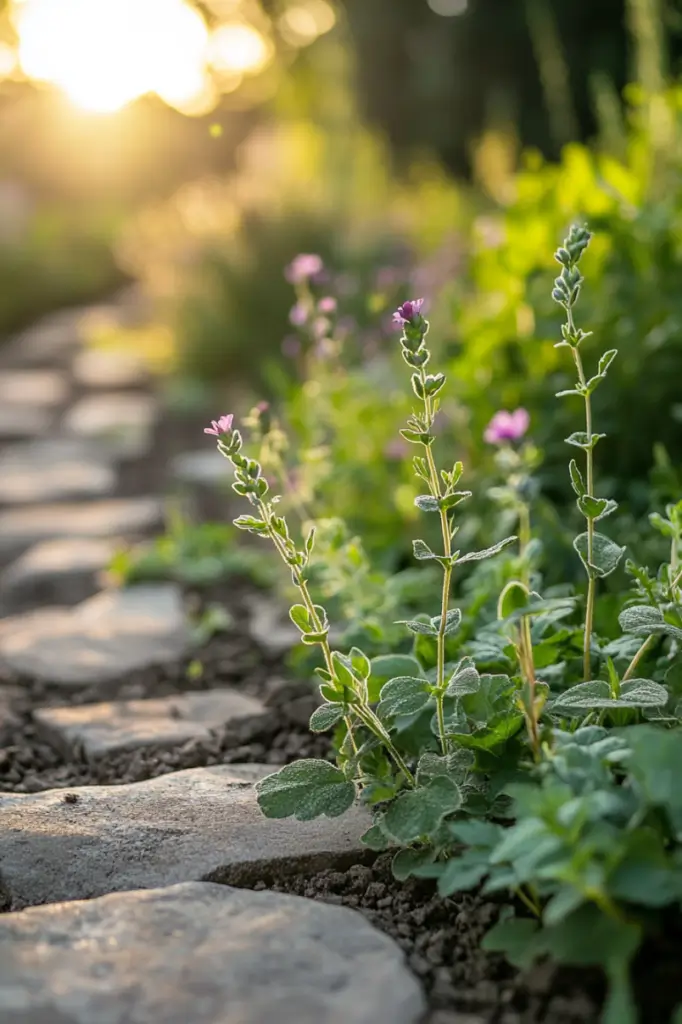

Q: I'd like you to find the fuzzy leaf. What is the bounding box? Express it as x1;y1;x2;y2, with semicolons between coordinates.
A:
289;604;311;633
574;532;625;579
416;749;475;786
349;647;371;680
256;760;355;820
233;514;268;534
446;658;481;698
360;823;391;851
301;630;330;645
370;654;424;703
400;428;434;446
598;348;618;376
552;678;669;712
456;537;517;565
378;676;431;719
392;847;436;881
577;496;618;521
382;776;462;843
569;459;586;497
414;495;440;512
565;431;606;450
309;703;346;733
439;491;472;511
437;852;491;895
413;539;437;561
619;605;682;643
399;617;438;636
431;608;463;636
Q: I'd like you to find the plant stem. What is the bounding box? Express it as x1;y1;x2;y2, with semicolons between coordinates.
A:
622;634;655;681
571;337;596;681
258;498;414;786
518;502;532;589
422;385;452;756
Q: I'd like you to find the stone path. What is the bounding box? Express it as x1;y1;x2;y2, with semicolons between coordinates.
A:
0;296;424;1023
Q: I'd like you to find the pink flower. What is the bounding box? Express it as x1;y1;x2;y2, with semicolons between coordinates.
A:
318;296;337;314
289;301;308;327
204;414;234;437
484;408;530;445
285;253;324;284
281;335;301;358
392;298;425;327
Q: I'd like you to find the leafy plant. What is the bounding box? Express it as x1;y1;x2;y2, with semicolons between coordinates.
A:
205;227;682;1022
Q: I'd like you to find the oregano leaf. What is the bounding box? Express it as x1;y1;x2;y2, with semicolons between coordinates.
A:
382;776;462;843
574;532;625;579
309;703;346;733
456;537;517;565
256;760;355;820
378;676;432;719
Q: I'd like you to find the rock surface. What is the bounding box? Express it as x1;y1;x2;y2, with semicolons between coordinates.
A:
0;584;189;686
0;369;69;408
34;688;267;757
0;405;52;442
0;766;371;907
0;440;115;505
63;392;158;458
0;881;424;1024
0;538;116;614
171;449;228;487
72;347;149;389
0;497;162;561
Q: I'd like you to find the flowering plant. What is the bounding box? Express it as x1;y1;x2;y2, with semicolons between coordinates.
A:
207;227;682;1022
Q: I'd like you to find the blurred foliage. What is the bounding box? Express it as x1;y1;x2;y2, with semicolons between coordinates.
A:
0;202;123;336
446;86;682;528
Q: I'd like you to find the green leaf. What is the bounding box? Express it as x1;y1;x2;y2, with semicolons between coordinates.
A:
256;760;355;820
577;496;618;521
400;428;434;446
392;847;436;881
552;678;668;712
309;703;346;733
349;647;371;680
497;580;531;620
625;726;682;835
301;630;330;645
233;514;268;534
565;431;606;450
431;608;462;636
413;539;437;561
439;491;472;510
481;916;540;969
598;348;618;376
399;618;438;636
574;532;625;579
361;822;391;851
289;604;311;633
382;776;462;843
456;537;517;565
414;495;439;512
619;604;682;643
569;459;586;497
436;851;490;895
370;654;424;703
416;749;475;786
378;676;431;720
446;658;481;697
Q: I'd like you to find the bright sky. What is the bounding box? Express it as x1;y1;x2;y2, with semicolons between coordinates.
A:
13;0;294;114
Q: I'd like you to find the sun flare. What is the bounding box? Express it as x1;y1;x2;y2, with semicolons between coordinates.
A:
16;0;210;114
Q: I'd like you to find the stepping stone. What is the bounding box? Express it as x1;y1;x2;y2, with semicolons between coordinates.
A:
0;538;116;614
171;449;229;487
0;369;68;408
0;881;425;1024
0;766;372;907
1;310;83;368
247;595;299;656
0;584;189;686
0;497;163;561
0;440;115;505
63;392;158;459
34;688;267;758
73;347;150;389
0;405;53;441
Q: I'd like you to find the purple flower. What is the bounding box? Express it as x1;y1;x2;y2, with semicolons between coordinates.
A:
318;296;337;314
484;408;530;445
285;253;324;284
392;298;425;327
281;335;301;358
289;301;308;327
256;401;269;414
204;414;234;437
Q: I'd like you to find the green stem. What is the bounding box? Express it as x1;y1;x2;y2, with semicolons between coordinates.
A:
622;634;655;681
571;340;596;681
259;498;414;786
422;385;453;756
518;502;531;589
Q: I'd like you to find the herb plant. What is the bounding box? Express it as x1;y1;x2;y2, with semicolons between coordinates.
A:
206;227;682;1023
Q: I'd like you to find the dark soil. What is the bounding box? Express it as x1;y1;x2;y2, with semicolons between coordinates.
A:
248;853;603;1024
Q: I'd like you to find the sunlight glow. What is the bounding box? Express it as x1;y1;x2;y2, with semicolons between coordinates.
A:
208;22;273;77
16;0;210;113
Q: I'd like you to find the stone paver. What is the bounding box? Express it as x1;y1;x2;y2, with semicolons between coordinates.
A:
0;405;53;442
73;347;149;389
34;688;267;757
0;881;424;1024
0;584;189;686
0;538;116;614
0;497;163;561
0;369;69;408
63;392;158;459
247;595;299;656
0;311;82;368
0;440;115;505
171;449;228;487
0;766;371;907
